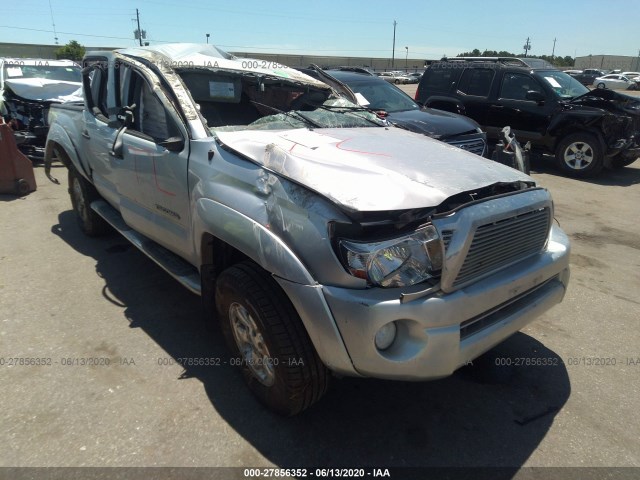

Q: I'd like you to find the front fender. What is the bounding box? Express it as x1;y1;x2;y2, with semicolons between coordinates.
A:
193;197;357;375
193;197;315;286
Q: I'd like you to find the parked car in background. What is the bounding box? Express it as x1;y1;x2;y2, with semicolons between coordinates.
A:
621;72;640;89
377;71;411;84
570;68;606;86
564;69;583;75
593;74;637;90
325;66;375;76
406;72;423;83
415;57;640;177
308;68;488;156
621;71;640;80
0;58;81;160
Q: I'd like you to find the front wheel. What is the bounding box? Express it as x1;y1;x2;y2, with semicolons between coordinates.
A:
555;132;604;177
215;261;329;415
596;82;606;89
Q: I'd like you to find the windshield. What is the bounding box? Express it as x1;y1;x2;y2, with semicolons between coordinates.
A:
346;79;420;113
3;63;81;82
537;70;589;99
177;68;385;133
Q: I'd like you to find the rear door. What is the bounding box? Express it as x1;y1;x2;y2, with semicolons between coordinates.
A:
454;67;495;126
81;56;120;206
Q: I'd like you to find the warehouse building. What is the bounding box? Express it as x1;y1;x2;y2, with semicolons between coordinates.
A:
574;54;640;71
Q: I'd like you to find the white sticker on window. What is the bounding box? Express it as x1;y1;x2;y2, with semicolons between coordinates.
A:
545;76;562;88
354;92;370;106
6;67;23;77
209;81;235;99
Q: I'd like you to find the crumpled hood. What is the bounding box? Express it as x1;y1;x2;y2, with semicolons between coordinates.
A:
569;88;640;116
387;108;481;138
3;78;82;102
216;127;531;212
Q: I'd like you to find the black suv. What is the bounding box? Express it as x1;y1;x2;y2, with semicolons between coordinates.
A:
416;57;640;177
300;68;487;157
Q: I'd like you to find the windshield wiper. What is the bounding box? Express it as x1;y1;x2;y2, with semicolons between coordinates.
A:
249;100;322;129
316;104;386;127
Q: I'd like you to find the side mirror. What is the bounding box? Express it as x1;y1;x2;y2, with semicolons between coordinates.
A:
525;90;545;103
158;136;185;152
111;104;136;159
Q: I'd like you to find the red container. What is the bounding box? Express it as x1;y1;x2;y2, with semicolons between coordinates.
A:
0;117;37;196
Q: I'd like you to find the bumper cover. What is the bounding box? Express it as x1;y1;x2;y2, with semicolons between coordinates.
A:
317;224;570;380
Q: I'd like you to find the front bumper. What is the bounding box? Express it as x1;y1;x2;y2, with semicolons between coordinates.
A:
278;223;570;380
323;224;570;380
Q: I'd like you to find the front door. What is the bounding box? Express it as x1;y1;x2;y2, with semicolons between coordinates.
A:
486;72;553;143
114;64;191;258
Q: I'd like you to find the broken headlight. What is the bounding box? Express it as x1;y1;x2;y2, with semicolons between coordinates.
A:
339;225;443;288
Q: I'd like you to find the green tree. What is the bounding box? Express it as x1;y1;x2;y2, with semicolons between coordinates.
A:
55;40;85;61
455;48;574;67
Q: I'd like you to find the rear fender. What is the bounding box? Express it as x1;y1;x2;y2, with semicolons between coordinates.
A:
44;123;89;182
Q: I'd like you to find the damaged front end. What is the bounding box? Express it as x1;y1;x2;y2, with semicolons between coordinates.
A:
569;89;640;164
1;87;52;161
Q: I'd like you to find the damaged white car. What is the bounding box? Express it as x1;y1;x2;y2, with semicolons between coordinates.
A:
0;58;81;160
45;44;570;415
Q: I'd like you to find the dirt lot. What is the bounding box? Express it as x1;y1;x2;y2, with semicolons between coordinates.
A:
1;143;639;477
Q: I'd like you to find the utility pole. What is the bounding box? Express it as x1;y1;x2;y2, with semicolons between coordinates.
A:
206;33;210;44
136;9;143;46
391;20;397;70
405;46;408;70
523;37;531;58
551;38;556;60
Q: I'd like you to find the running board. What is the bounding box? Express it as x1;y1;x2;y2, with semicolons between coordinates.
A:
90;200;202;295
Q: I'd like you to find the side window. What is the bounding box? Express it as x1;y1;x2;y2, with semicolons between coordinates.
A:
83;63;109;118
458;68;495;97
500;73;543;101
125;70;178;142
423;67;461;93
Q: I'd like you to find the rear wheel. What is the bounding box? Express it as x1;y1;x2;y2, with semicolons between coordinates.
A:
68;168;110;236
215;261;329;415
555;132;604;177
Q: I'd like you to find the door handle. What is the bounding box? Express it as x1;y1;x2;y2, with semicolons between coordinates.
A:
490;105;504;110
82;130;91;139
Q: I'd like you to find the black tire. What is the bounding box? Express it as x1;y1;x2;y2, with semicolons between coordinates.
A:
394;79;400;84
215;261;329;415
555;132;604;178
15;179;30;196
68;168;110;236
596;82;606;89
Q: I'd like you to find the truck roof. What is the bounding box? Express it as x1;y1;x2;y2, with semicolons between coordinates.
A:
109;43;330;90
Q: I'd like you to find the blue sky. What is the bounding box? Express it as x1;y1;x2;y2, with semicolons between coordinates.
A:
2;0;639;60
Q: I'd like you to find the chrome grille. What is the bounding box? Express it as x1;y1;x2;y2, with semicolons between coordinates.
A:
447;137;486;156
452;208;551;288
442;229;454;250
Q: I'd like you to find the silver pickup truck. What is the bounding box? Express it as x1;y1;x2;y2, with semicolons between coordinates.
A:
45;44;570;415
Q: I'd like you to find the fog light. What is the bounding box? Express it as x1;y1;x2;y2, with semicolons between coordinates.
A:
375;322;397;350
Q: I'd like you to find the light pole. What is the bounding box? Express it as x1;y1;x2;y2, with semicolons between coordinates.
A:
405;46;408;70
206;33;210;44
391;20;397;70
